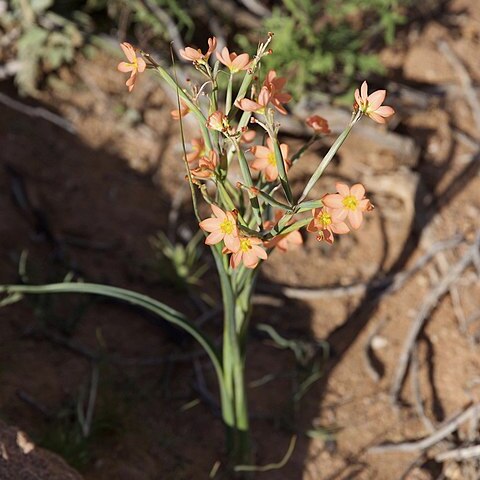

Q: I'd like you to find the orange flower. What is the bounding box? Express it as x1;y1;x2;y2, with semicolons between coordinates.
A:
206;111;230;132
179;37;217;63
191;151;218;178
322;183;373;230
250;138;289;182
263;70;291;115
307;207;350;244
354;81;395;124
235;86;271;114
230;237;267;269
199;204;240;252
264;213;303;252
117;42;146;92
186;138;206;164
170;102;190;120
216;47;251;73
240;129;256;144
306;115;331;134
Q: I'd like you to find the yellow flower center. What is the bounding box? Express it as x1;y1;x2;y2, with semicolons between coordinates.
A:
317;211;332;228
239;238;251;252
342;195;358;210
267;152;276;167
220;219;234;235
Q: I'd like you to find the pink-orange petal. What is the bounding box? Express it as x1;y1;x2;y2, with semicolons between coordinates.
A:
354;89;362;106
199;217;222;232
351;183;365;200
210;204;226;219
120;42;136;62
323;193;344;208
331;221;350;234
205;230;224;245
348;210;363;230
118;62;133;72
230;251;242;269
360;81;368;101
375;105;395;117
232;53;249;69
368;112;386;124
236;98;261;112
224;235;240;252
367;90;386;111
335;183;350;197
137;56;146;72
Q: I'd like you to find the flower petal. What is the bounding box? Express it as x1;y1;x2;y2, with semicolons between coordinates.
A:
205;230;224;245
335;183;350;197
331;221;350;234
375;105;395;118
323;193;343;208
211;204;226;219
360;81;368;101
348;210;363;229
367;90;386;111
120;42;136;62
199;217;222;232
351;183;365;200
117;62;133;72
367;112;386;124
137;56;146;72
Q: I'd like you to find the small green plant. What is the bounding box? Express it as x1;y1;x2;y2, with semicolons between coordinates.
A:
150;230;208;290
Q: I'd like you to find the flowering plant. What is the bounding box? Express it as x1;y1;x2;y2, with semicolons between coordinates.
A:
0;34;393;474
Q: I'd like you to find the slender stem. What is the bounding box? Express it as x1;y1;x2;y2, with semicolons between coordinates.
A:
271;136;293;205
298;112;361;203
230;138;262;227
226;72;234;115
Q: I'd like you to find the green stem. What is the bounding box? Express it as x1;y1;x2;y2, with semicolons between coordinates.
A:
298;112;361;203
230;138;262;228
226;72;234;115
271;136;293;205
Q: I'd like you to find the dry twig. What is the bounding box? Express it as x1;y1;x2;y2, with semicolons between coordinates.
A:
370;403;480;454
0;92;75;133
435;444;480;462
390;231;480;404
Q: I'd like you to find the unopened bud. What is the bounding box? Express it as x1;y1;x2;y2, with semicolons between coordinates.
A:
267;49;273;55
268;32;274;37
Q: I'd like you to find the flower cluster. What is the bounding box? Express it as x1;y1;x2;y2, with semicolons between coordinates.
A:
117;35;392;271
199;205;267;269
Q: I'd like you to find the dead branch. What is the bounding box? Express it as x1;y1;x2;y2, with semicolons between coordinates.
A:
369;403;480;454
410;345;436;433
390;231;480;405
435;444;480;462
0;92;76;134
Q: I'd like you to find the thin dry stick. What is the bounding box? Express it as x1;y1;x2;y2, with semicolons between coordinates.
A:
435;444;480;462
259;235;463;300
390;231;480;404
437;40;480;131
369;403;480;453
0;92;76;133
410;345;435;433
